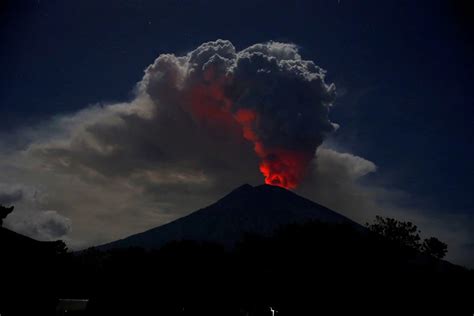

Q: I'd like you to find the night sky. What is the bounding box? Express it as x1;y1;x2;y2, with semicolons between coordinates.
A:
1;0;473;266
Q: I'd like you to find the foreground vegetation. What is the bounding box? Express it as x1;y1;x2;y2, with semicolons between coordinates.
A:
1;207;472;315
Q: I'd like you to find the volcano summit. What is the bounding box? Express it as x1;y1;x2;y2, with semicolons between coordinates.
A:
97;184;360;251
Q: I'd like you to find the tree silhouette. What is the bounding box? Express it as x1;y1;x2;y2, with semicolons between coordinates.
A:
51;240;68;255
0;204;14;227
367;215;421;250
422;237;448;259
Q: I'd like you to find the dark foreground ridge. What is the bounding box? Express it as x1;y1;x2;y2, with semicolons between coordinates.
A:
97;184;362;251
0;185;473;316
0;226;67;316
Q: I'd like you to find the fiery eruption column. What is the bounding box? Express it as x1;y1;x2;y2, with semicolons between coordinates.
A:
143;40;337;189
234;109;312;189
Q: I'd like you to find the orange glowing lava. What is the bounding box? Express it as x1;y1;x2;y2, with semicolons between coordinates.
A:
235;109;311;189
258;149;312;189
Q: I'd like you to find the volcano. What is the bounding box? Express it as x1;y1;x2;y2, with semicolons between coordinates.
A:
75;185;472;316
97;184;362;251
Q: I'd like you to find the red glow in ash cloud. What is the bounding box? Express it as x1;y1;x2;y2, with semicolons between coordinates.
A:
188;71;314;190
187;77;318;189
258;149;313;189
235;109;312;189
189;81;236;132
159;41;337;190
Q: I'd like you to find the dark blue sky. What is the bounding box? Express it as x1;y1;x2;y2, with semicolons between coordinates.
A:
1;0;473;214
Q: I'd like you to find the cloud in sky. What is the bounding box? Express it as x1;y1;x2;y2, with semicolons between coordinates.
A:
0;185;23;205
0;184;71;241
0;40;472;266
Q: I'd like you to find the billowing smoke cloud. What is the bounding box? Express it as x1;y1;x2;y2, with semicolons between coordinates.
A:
0;185;23;205
0;185;71;240
140;40;336;188
7;209;71;241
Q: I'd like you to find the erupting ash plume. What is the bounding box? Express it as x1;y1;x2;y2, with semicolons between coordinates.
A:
141;40;337;189
234;108;313;189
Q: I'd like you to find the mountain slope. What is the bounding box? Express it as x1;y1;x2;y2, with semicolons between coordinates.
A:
97;184;362;250
1;226;68;315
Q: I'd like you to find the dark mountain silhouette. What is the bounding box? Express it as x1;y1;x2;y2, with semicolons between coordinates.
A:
1;188;473;316
0;207;68;316
0;204;66;256
81;184;472;315
97;184;362;251
0;225;59;252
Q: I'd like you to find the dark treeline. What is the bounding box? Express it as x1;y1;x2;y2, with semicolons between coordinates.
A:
2;219;473;316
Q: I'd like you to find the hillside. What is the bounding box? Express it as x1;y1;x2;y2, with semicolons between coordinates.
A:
97;184;362;250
